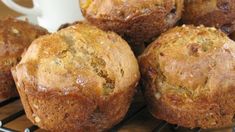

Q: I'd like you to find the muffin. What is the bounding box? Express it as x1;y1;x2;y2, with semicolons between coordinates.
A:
139;25;235;129
183;0;235;34
12;22;140;131
80;0;184;54
0;18;47;100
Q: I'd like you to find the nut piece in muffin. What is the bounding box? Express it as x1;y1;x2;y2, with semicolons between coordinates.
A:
0;18;48;100
183;0;235;34
12;22;140;131
139;25;235;129
80;0;184;54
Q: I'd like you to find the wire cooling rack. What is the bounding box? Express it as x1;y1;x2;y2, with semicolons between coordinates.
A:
0;95;234;132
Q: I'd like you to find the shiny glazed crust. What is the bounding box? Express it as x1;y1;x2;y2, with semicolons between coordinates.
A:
139;25;235;128
0;18;48;100
12;22;140;131
183;0;235;34
80;0;184;53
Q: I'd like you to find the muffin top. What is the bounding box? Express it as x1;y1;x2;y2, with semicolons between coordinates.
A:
0;18;48;72
14;22;139;96
80;0;180;21
139;25;235;105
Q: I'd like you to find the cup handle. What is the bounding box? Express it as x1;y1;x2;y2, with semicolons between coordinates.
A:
2;0;41;16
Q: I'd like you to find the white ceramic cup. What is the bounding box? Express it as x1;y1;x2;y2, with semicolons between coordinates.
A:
2;0;84;32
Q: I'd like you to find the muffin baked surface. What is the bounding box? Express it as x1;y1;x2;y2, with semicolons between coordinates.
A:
80;0;183;53
12;22;140;131
183;0;235;34
139;25;235;128
0;18;47;100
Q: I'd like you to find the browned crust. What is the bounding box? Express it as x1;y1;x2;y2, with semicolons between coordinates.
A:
86;12;174;55
0;18;48;100
183;0;235;34
82;0;183;54
0;71;17;100
12;67;137;131
11;22;140;131
85;9;174;44
145;84;235;128
139;25;235;129
140;56;235;129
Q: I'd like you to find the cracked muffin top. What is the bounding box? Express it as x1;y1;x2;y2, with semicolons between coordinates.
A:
0;18;48;72
140;25;235;103
14;22;140;96
80;0;181;21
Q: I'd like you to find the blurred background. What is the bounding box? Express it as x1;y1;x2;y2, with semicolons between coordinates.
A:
0;0;32;19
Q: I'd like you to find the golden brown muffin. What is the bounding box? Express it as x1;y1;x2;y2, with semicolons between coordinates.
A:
139;25;235;129
0;18;47;100
12;22;140;131
80;0;184;54
183;0;235;34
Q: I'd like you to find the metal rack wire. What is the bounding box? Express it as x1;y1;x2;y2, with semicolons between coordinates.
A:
0;97;234;132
